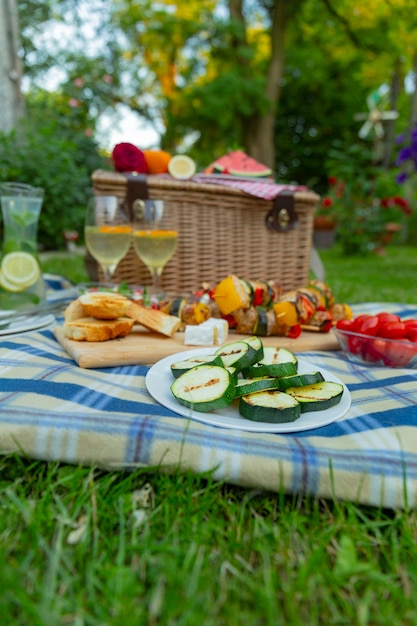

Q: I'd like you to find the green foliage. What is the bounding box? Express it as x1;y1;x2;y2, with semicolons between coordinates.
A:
275;50;370;186
15;0;417;187
321;143;415;254
0;96;107;250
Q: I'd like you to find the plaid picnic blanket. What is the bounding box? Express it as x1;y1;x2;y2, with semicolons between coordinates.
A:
0;289;417;510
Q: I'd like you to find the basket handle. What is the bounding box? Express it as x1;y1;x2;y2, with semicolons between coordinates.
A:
265;191;298;232
124;173;149;220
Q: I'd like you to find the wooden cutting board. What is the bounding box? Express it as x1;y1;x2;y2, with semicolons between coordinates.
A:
54;325;339;369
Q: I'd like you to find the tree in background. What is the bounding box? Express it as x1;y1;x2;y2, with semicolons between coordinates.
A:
4;0;417;187
112;0;305;168
0;0;24;133
109;0;417;181
0;1;109;249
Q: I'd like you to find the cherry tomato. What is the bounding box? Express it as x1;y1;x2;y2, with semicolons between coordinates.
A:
347;335;366;355
350;314;371;332
377;321;407;340
403;320;417;332
407;329;417;342
364;338;386;364
383;341;417;367
336;318;355;331
375;312;401;324
355;315;380;336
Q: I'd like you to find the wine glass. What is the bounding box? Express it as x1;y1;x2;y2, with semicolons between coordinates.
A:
131;199;178;296
84;195;132;283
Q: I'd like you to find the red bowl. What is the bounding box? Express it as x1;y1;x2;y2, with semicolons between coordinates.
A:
333;327;417;369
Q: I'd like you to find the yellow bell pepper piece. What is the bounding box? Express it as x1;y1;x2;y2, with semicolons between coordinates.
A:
213;275;250;315
342;303;353;320
194;303;210;324
273;301;299;327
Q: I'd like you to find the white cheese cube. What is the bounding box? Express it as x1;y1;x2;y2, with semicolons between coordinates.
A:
184;324;215;346
199;318;229;345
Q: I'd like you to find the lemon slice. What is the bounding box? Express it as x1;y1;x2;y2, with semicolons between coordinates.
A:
0;252;41;291
168;154;196;180
0;271;26;292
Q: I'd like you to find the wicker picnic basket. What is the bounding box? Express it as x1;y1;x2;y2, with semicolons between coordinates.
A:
91;169;320;296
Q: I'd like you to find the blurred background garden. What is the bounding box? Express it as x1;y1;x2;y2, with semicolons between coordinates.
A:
1;0;417;256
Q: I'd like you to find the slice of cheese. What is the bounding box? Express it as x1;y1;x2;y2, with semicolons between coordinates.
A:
199;318;229;345
184;324;215;346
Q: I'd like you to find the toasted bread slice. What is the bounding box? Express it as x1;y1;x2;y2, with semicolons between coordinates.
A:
63;317;134;342
125;301;181;337
64;298;86;322
75;291;180;337
78;292;134;319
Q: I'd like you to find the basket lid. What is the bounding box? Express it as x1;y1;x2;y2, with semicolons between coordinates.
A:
92;169;320;205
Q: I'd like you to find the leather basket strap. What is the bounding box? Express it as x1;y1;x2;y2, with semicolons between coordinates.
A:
265;190;298;232
124;173;149;220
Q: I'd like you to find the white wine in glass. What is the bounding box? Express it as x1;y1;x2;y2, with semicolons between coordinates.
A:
85;195;132;283
132;200;177;296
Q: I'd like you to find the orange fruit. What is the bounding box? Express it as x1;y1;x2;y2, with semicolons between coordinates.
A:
143;149;172;174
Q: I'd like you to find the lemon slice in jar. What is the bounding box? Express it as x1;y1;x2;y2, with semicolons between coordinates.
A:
0;252;41;292
168;155;196;180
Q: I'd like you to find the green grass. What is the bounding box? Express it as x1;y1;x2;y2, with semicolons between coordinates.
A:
40;250;90;285
39;245;417;305
318;245;417;304
1;245;416;625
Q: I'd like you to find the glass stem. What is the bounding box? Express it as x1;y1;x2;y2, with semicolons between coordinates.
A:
101;265;114;283
150;267;163;294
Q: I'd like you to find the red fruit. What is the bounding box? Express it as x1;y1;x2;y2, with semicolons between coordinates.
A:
383;341;416;367
375;312;401;324
355;315;380;336
403;319;417;330
347;335;366;355
407;329;417;342
336;319;355;331
377;321;407;340
351;314;371;331
364;338;386;364
112;142;148;173
209;150;272;177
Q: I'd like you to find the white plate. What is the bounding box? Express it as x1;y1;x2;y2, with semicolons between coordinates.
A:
146;348;352;433
0;309;16;320
0;313;56;337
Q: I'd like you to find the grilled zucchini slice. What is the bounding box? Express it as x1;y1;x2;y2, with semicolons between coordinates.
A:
241;346;297;378
241;335;264;361
239;390;301;423
285;381;343;412
170;354;223;378
234;376;281;398
170;364;235;412
275;371;325;391
215;340;258;372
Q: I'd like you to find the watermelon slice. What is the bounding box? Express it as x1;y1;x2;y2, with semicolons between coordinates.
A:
207;150;272;178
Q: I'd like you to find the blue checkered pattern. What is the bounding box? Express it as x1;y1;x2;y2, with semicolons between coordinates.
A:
1;281;417;509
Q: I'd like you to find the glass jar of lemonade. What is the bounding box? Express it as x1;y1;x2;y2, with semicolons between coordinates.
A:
0;182;46;310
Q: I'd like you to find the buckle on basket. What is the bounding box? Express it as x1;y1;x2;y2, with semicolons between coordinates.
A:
124;173;149;220
265;191;298;232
